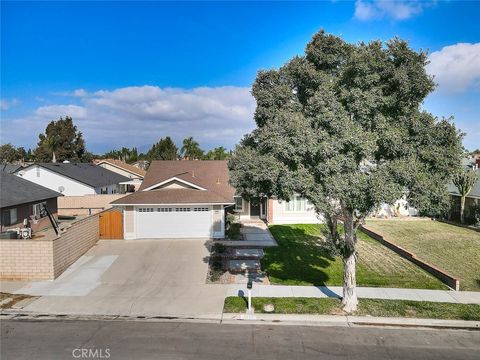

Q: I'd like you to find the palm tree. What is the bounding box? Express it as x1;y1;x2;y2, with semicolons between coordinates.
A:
46;136;58;163
452;168;477;224
181;137;203;160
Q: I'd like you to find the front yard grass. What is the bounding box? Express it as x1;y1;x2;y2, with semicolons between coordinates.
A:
223;297;480;321
264;224;446;289
365;219;480;291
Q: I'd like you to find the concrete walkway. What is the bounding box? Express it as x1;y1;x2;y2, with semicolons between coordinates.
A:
226;284;480;304
216;220;278;247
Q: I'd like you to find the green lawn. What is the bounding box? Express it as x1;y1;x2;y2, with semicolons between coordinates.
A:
224;297;480;321
264;224;446;289
365;219;480;291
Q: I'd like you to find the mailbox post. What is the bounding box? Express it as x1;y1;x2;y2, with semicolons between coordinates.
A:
247;278;253;314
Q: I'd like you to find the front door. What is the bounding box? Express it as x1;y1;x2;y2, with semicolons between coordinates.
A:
250;202;260;217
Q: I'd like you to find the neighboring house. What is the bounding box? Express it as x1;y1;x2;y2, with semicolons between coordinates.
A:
111;160;322;240
16;163;130;196
0;172;62;233
372;198;418;218
1;163;24;174
448;160;480;222
131;160;149;170
95;159;146;192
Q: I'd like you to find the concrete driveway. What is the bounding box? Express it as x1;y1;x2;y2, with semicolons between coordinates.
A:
3;240;229;319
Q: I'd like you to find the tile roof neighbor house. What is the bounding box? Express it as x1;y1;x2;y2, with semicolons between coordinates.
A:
0;172;62;233
111;160;322;240
16;163;131;196
95;159;146;191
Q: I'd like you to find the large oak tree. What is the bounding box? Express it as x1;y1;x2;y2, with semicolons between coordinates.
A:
229;31;463;312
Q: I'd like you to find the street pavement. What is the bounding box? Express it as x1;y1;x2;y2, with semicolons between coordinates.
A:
1;319;479;360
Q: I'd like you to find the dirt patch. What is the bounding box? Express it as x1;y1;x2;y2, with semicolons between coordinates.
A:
0;292;34;309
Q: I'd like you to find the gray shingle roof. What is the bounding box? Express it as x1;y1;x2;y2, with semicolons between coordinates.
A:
0;172;62;208
27;163;130;188
0;164;23;174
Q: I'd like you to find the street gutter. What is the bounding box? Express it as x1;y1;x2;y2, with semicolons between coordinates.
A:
2;310;479;331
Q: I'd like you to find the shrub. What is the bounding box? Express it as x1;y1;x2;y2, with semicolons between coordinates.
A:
212;243;227;254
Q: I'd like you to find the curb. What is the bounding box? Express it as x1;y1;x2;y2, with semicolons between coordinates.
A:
221;313;480;330
2;310;479;330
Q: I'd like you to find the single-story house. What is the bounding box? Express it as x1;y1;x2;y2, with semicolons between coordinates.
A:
95;159;146;192
0;172;62;233
16;163;131;196
111;160;321;240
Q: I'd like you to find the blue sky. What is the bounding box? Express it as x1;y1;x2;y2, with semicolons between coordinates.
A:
1;1;479;153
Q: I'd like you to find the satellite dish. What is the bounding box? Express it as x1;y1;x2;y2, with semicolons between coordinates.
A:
58;186;65;193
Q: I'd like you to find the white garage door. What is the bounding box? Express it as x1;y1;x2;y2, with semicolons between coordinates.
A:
135;206;212;239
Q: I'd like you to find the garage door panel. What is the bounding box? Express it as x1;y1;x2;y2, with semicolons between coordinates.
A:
135;210;212;239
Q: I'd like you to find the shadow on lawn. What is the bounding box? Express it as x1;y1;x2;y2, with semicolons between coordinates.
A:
263;224;336;286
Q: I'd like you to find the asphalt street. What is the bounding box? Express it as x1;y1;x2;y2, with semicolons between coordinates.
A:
1;319;479;360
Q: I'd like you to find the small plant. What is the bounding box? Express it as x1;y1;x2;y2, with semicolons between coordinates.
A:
226;213;236;225
226;223;241;240
212;243;227;254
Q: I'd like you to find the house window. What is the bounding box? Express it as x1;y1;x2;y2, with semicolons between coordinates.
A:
175;207;191;212
193;207;209;212
32;202;47;218
285;196;307;212
234;196;243;212
100;187;108;194
2;208;17;226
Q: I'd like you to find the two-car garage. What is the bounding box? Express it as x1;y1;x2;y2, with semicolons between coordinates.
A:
134;206;213;239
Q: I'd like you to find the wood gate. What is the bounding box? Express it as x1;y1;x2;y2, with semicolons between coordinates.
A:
99;209;123;239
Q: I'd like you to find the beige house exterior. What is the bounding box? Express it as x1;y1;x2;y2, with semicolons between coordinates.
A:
96;159;146;192
234;195;322;224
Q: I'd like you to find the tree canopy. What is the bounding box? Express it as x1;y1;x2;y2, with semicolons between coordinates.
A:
34;116;90;162
204;146;231;160
147;137;178;161
229;30;463;312
180;137;204;160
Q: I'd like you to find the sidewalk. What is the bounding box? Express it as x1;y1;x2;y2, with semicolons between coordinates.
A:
226;284;480;304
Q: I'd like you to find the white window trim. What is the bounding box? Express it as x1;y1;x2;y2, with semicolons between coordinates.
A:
284;196;307;213
234;196;244;212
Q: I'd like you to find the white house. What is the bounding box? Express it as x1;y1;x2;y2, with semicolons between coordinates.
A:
17;163;131;196
95;159;146;192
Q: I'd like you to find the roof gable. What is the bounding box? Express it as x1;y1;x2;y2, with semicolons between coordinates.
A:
96;159;146;178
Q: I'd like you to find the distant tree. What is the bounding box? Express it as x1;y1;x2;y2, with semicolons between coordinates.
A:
204;146;230;160
103;147;138;163
0;143;21;163
34;117;88;162
229;30;463;313
180;137;204;160
452;168;478;224
147;137;178;161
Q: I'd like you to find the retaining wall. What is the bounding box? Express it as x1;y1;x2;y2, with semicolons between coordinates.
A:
360;225;460;291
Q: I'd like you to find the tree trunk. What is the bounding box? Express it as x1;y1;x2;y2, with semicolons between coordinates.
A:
342;252;357;313
341;208;358;313
460;195;466;224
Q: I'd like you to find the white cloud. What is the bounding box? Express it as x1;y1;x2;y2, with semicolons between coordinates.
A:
427;43;480;93
0;86;256;152
0;98;20;110
354;0;433;21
